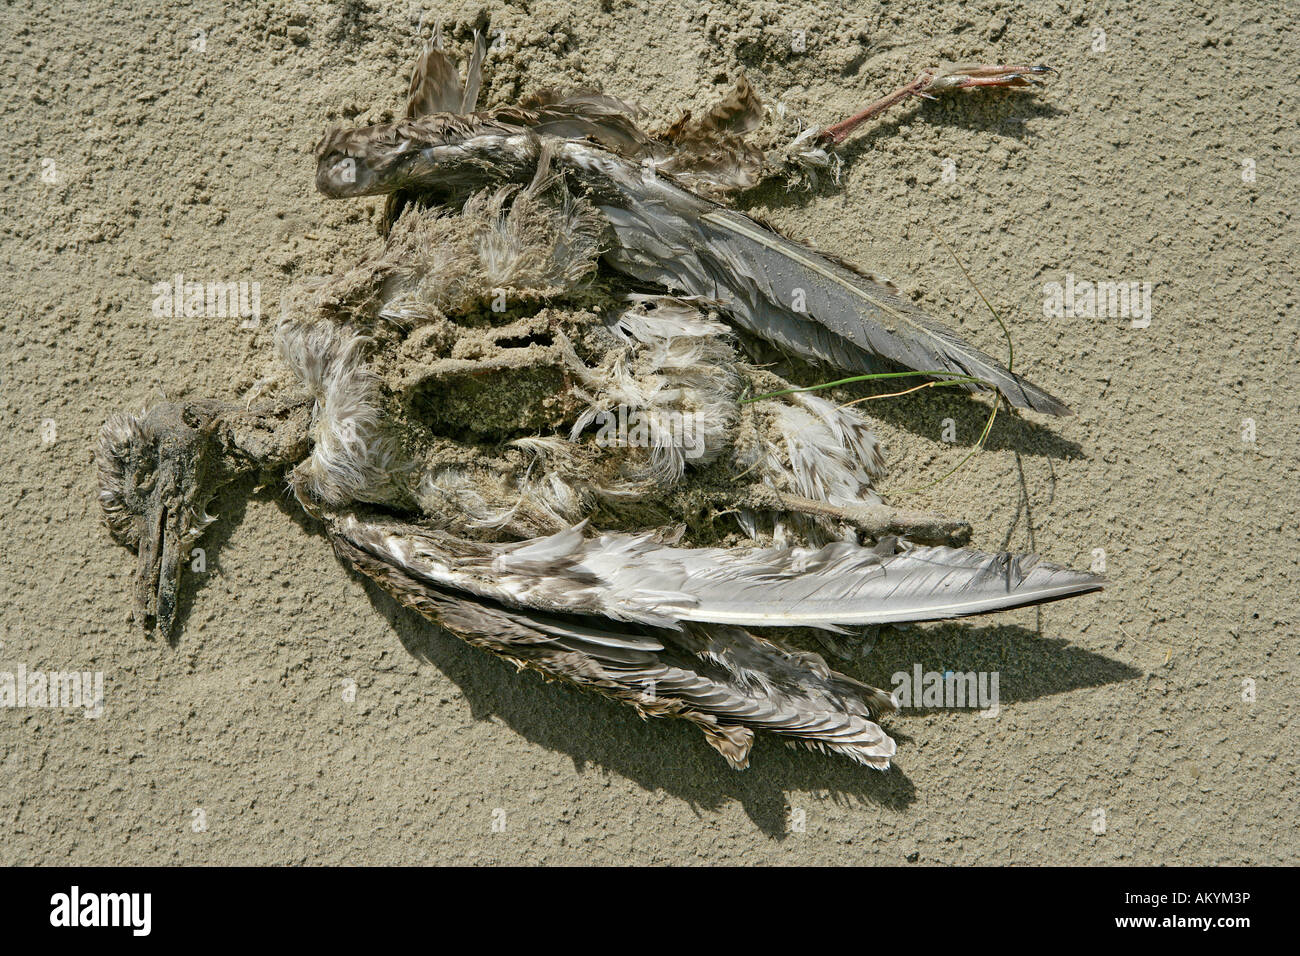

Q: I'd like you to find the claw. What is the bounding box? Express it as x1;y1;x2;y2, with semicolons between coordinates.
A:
924;64;1056;93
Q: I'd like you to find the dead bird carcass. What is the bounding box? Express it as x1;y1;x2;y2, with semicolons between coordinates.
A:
96;38;1099;770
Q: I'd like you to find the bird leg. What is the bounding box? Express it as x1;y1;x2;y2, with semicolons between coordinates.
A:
817;64;1054;146
96;399;312;639
736;484;972;546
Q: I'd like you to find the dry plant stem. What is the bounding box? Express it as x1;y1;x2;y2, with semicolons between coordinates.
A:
739;484;972;546
840;380;944;405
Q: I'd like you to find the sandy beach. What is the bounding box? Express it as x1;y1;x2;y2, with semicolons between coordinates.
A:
1;0;1295;864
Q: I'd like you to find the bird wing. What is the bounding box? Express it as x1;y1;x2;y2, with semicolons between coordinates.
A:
489;98;660;164
696;208;1072;415
561;143;1070;415
329;518;897;769
331;515;1102;631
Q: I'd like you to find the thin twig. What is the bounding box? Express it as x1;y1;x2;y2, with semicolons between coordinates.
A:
742;369;987;404
840;379;946;406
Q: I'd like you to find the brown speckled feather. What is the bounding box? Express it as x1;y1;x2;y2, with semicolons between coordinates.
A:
405;31;486;118
658;75;767;196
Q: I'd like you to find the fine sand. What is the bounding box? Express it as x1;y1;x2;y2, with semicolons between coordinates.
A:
1;0;1295;864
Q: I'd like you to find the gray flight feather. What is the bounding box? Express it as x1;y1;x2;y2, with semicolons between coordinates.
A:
557;142;1071;415
331;515;1103;631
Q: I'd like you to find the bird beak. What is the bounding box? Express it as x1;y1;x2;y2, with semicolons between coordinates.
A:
131;455;188;639
98;404;222;641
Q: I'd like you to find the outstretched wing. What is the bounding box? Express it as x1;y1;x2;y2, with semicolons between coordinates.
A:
331;515;1102;631
329;519;897;769
560;143;1071;415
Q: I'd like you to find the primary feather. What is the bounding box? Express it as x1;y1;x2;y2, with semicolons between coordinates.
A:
558;141;1071;415
405;30;486;118
331;514;1102;630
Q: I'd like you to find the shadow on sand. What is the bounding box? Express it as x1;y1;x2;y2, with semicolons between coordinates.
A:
168;449;1128;837
352;560;1132;836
